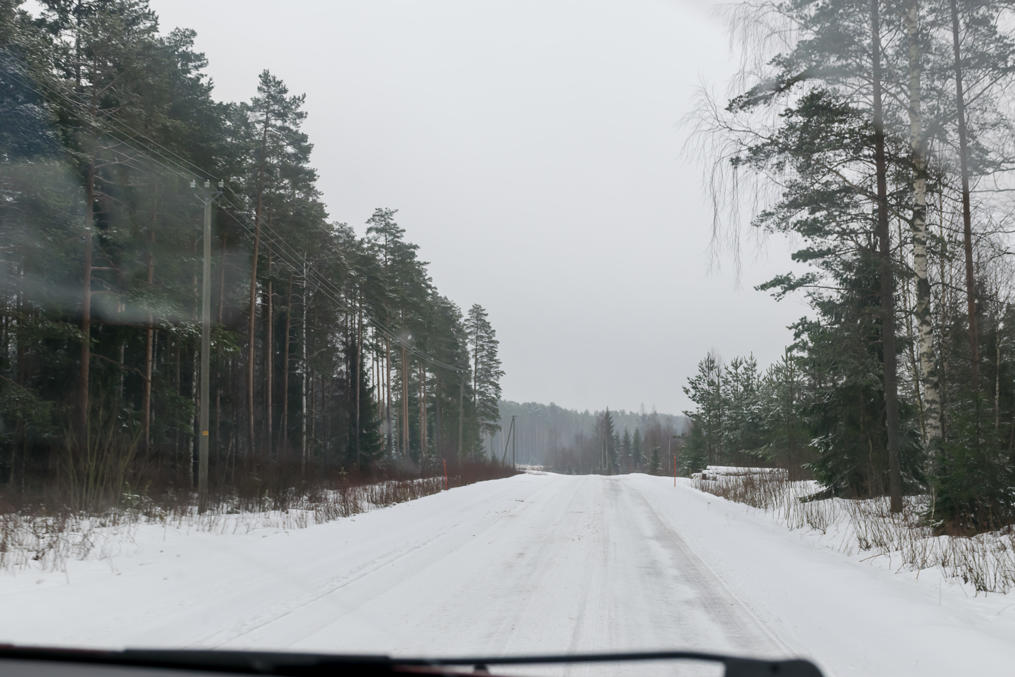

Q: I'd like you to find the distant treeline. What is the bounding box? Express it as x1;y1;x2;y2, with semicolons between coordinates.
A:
492;400;686;472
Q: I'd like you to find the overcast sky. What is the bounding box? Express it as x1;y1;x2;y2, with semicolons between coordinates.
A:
148;0;810;415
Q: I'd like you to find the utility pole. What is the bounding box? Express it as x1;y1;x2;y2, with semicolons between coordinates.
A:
512;414;516;468
196;179;220;512
401;343;409;458
501;414;516;465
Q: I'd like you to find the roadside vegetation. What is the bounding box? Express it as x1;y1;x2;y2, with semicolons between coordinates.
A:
692;472;1015;594
683;0;1015;540
0;2;509;521
0;461;516;572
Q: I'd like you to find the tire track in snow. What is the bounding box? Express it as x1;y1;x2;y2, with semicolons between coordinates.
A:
622;482;788;655
196;479;546;648
98;475;789;659
208;476;563;650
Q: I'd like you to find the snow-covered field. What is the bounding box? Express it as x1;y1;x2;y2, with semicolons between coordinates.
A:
3;473;1015;677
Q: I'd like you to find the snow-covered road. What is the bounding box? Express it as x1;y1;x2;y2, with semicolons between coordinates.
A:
4;473;1015;676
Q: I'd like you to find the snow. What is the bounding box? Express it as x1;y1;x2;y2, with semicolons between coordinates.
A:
2;473;1015;677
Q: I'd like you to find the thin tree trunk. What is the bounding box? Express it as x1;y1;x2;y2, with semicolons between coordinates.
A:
435;373;442;458
907;0;942;452
472;326;479;410
938;191;950;440
418;362;426;463
458;375;465;459
995;315;1002;431
355;296;362;466
309;373;316;459
949;0;980;384
871;0;903;513
266;248;273;456
386;336;392;455
301;254;309;472
899;220;924;421
282;273;293;454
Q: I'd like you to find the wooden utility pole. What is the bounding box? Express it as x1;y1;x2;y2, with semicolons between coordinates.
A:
248;108;270;459
401;344;409;457
143;223;155;457
197;180;217;511
79;160;95;450
871;0;904;513
500;415;515;465
512;414;516;468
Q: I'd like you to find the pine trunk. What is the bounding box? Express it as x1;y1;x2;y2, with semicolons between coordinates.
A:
386;336;393;454
282;273;293;453
266;249;273;456
301;255;309;473
949;0;980;384
871;0;904;513
458;376;464;459
418;362;426;463
355;297;362;465
434;373;442;458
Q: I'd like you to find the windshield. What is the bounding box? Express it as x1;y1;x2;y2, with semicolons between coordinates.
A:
2;1;1015;676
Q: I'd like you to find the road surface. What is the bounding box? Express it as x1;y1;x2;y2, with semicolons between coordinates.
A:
212;473;780;658
5;473;1015;676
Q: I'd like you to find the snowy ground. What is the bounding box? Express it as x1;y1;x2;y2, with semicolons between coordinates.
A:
3;473;1015;676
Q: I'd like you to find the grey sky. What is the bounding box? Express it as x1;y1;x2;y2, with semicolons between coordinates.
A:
149;0;810;415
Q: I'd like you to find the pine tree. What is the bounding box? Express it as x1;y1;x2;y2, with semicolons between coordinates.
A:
596;408;617;474
465;304;503;455
620;428;632;473
631;428;643;471
683;353;724;465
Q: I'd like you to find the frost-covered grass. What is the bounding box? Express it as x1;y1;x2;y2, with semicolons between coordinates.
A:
0;476;445;572
692;475;1015;593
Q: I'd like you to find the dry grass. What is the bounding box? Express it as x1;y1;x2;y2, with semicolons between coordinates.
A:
692;474;834;534
692;474;1015;593
0;461;518;572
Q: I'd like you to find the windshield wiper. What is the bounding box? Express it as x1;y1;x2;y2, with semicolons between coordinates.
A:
0;646;823;677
